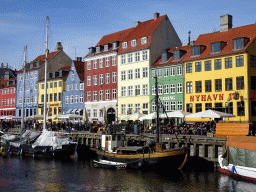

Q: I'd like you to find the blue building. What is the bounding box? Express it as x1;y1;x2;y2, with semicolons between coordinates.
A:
62;58;84;121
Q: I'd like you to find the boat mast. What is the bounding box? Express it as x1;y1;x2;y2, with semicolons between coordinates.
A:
21;45;27;133
154;76;160;144
43;16;49;130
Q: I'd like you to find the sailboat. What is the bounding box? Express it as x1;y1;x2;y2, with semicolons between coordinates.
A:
94;77;187;169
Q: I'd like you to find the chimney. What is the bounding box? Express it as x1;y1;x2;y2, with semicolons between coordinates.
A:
1;63;3;68
76;57;82;62
4;63;8;68
220;14;232;32
188;31;191;45
135;21;141;27
55;42;63;51
4;70;9;80
154;12;159;20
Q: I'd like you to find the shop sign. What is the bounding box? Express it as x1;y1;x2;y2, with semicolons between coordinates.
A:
251;92;256;99
38;104;44;108
160;96;175;101
50;103;59;107
190;94;224;102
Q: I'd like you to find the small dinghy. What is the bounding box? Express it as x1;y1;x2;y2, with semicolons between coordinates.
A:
93;160;127;169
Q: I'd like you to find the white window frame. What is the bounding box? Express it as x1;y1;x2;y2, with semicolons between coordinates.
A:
79;95;84;103
99;74;103;84
106;73;110;84
135;103;140;113
142;84;148;95
99;58;103;68
170;67;175;76
128;85;133;96
164;84;169;94
121;104;126;115
158;85;163;95
121;71;126;81
158;69;162;78
131;39;137;47
87;91;91;101
80;83;84;90
112;89;116;99
121;55;126;65
70;95;74;104
164;101;169;111
87;61;91;70
171;101;176;111
93;75;97;85
135;68;140;79
105;57;110;67
93;91;97;101
170;84;175;94
177;101;182;110
128;70;133;80
75;95;79;103
113;42;117;49
71;74;75;81
121;86;126;97
142;50;148;60
99;90;103;101
142;67;148;78
112;56;116;66
87;76;91;86
135;52;140;62
93;60;97;69
128;53;133;63
105;90;110;100
177;66;182;75
141;37;147;45
122;42;127;49
177;83;183;93
112;72;116;83
152;86;156;95
135;85;140;96
164;68;169;77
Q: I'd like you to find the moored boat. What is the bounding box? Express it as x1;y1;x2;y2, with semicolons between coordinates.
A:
218;136;256;182
93;159;127;169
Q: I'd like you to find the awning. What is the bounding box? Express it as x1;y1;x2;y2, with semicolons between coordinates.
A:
76;109;82;114
72;109;78;114
66;109;72;114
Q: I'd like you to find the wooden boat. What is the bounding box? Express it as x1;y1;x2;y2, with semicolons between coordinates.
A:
218;136;256;182
93;159;127;169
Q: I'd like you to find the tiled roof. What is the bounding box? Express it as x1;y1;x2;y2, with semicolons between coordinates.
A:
58;66;71;71
16;66;38;74
73;61;84;81
0;78;7;87
185;23;256;61
152;45;191;68
33;51;59;62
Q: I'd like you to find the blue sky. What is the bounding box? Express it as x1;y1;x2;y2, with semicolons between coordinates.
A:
1;0;256;70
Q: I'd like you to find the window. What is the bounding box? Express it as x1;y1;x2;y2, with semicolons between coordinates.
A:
158;85;163;95
59;81;62;87
195;81;202;93
112;72;116;83
233;38;244;50
142;51;148;60
10;98;12;106
225;57;232;68
98;90;103;101
174;50;180;61
99;74;103;84
237;101;245;116
54;82;57;87
250;55;256;67
152;102;156;112
177;66;182;75
164;68;169;77
99;58;103;68
164;101;169;111
142;84;148;95
128;70;133;80
54;93;57;101
93;60;97;69
93;109;97;117
152;70;156;78
196;103;202;112
177;101;182;110
87;76;91;86
93;75;97;85
105;57;110;67
135;103;140;113
186;63;192;73
121;55;126;64
121;86;126;97
128;86;133;96
157;69;162;78
135;52;140;62
236;76;244;90
113;42;117;49
143;103;148;114
161;51;167;63
7;99;9;106
141;37;147;45
251;76;256;90
104;44;108;51
135;68;140;79
187;103;192;113
87;91;91;101
96;46;100;53
170;67;175;76
251;101;256;116
112;89;116;99
135;85;140;96
112;56;116;66
7;88;9;94
164;84;169;94
74;95;78;103
205;103;212;110
170;102;176;111
186;82;192;93
80;83;84;90
215;79;222;91
50;94;53;102
41;95;44;102
131;39;137;47
87;109;91;117
127;104;133;114
87;61;91;70
27;84;29;91
215;59;222;70
70;95;74;104
195;62;201;72
177;83;182;93
205;80;212;92
122;42;127;49
205;61;211;71
93;91;97;101
170;84;175;94
35;71;38;78
121;71;126;81
225;78;233;91
58;93;62;101
191;46;200;56
236;55;244;67
152;86;156;95
106;73;110;84
211;42;221;53
70;84;73;91
142;67;148;78
105;90;110;100
121;104;126;115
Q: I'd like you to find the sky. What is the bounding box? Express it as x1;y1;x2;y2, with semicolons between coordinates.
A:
1;0;256;71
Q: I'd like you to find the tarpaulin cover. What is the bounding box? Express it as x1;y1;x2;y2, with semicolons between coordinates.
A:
9;130;41;148
1;134;18;141
32;129;73;150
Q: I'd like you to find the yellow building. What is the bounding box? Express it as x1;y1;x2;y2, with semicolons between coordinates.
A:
38;68;69;123
117;13;182;121
184;15;256;123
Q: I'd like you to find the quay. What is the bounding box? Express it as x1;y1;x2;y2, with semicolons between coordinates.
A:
6;128;226;163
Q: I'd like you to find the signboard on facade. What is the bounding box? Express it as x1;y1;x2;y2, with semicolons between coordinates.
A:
160;96;175;101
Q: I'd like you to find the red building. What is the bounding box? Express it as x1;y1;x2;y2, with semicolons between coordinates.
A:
84;27;134;124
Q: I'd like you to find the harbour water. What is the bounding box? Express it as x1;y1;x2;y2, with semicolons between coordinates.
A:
0;155;255;192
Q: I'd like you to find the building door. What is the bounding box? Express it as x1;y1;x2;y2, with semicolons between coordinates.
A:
107;108;115;124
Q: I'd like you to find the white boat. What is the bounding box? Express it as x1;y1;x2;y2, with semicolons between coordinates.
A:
93;159;127;169
218;136;256;182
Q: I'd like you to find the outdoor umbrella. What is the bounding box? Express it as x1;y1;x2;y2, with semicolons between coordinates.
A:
25;114;44;120
103;107;108;125
139;112;157;121
124;112;146;121
185;109;235;119
10;116;22;120
82;106;88;125
159;111;192;118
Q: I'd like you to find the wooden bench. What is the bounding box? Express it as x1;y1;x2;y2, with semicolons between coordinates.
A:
214;123;249;137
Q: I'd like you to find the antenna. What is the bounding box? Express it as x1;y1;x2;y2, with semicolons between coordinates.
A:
73;46;78;59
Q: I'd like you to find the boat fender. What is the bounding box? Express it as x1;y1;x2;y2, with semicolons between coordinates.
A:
138;160;144;168
231;166;236;174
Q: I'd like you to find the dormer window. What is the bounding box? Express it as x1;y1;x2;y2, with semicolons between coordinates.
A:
211;42;221;53
104;44;108;52
161;51;167;63
191;45;200;56
174;50;180;61
131;39;137;47
122;42;127;49
233;37;244;50
96;46;101;53
141;37;147;45
30;63;33;69
113;42;117;49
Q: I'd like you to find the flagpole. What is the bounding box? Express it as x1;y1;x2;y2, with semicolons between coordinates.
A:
21;45;27;133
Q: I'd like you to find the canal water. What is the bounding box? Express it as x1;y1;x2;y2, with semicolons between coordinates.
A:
0;155;255;192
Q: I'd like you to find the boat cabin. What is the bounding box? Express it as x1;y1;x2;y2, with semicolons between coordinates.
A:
101;134;125;153
116;146;150;155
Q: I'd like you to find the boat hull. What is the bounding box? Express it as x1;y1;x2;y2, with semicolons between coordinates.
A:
93;160;127;169
96;148;185;169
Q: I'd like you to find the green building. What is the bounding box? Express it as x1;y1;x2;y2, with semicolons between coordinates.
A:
149;46;190;125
